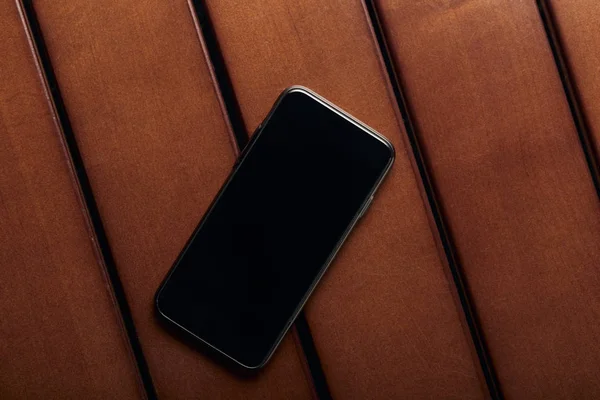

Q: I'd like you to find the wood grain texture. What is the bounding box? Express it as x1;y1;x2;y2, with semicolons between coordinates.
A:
0;3;144;399
29;0;313;398
546;0;600;168
204;1;486;398
376;0;600;398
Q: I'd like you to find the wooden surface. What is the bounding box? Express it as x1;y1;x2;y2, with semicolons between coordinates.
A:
0;3;143;398
376;0;600;398
3;0;600;398
547;0;600;163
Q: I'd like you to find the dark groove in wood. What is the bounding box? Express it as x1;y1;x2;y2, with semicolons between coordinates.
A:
20;2;158;398
189;0;248;150
294;314;333;400
363;1;503;398
537;0;600;199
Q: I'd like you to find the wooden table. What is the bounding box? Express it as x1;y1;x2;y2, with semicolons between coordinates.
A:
2;1;600;398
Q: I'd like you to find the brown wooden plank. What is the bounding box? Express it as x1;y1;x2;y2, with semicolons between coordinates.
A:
376;0;600;397
204;1;487;398
0;3;144;399
546;0;600;167
28;0;314;398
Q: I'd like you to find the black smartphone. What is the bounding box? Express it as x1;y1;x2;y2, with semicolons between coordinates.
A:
155;86;394;370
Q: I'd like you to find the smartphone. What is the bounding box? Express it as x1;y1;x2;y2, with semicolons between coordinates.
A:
155;86;394;370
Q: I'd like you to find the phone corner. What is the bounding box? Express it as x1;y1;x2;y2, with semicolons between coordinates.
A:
370;130;395;168
153;285;167;320
382;135;396;164
236;354;271;372
280;86;320;102
282;85;311;95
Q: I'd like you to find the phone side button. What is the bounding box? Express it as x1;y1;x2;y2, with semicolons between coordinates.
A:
358;195;374;219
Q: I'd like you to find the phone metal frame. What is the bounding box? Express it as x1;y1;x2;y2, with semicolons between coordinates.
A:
155;86;395;370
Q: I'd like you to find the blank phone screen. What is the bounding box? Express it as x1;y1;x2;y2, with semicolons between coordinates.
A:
156;89;393;368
